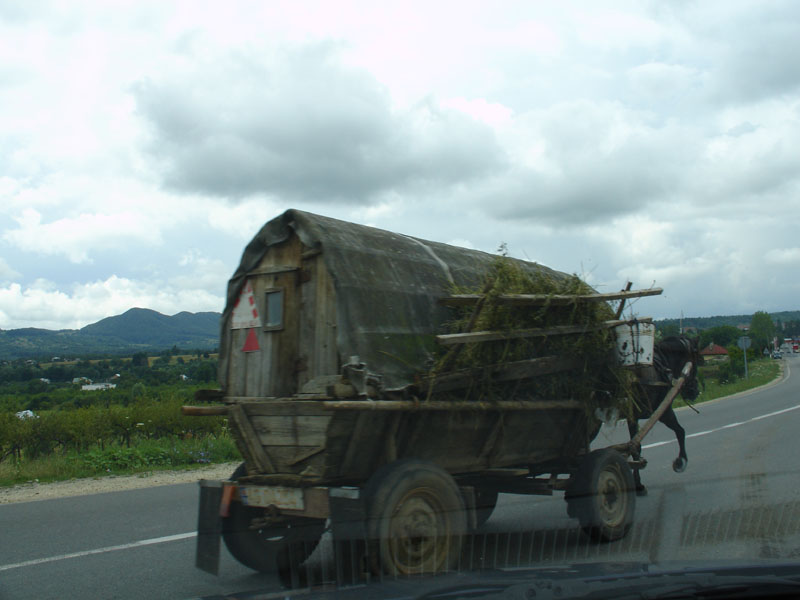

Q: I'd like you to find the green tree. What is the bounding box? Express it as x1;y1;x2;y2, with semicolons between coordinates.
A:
194;361;217;383
658;323;680;338
698;325;740;350
749;311;776;353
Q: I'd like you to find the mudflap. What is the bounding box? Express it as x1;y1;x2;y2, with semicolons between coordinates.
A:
196;480;224;575
330;489;368;585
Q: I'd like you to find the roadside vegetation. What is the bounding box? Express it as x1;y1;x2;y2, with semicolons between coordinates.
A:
679;353;781;407
0;350;237;487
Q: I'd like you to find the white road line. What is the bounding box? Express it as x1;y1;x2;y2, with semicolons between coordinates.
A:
642;402;800;449
0;532;196;572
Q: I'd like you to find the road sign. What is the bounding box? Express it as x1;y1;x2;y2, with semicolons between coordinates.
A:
738;336;751;379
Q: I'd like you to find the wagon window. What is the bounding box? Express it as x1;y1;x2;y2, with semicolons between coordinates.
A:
263;289;284;330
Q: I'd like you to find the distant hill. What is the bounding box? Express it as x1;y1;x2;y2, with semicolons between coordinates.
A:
0;308;220;359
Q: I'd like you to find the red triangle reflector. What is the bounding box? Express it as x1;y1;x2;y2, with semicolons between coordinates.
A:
242;328;260;352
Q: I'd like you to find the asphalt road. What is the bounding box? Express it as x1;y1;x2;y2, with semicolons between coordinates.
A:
2;356;800;599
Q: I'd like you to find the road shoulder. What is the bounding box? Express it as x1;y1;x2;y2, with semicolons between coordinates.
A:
0;462;240;505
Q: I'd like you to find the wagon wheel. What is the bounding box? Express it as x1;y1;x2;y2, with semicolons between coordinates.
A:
474;487;499;528
365;459;466;576
221;463;324;587
565;449;635;542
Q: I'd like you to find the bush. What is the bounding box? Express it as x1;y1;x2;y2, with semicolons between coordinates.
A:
0;390;228;463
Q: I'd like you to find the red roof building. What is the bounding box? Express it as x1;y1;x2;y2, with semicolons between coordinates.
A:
701;343;729;359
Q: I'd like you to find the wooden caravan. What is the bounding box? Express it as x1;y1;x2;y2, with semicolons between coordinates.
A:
218;208;571;398
188;209;678;583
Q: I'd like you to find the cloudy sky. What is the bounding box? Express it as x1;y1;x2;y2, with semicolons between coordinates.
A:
2;1;799;330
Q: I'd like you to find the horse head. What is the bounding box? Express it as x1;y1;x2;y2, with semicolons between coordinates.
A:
657;335;703;401
678;335;703;401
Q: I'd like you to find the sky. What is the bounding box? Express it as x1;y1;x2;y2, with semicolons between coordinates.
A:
1;1;800;331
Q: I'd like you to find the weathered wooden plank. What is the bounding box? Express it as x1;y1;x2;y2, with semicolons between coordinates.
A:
439;288;663;307
436;317;653;346
314;262;338;379
250;415;331;447
227;328;246;396
182;405;228;416
247;266;299;276
339;411;379;477
384;414;402;462
238;400;331;416
227;404;275;473
478;413;504;460
297;250;317;390
322;399;583;411
286;445;326;466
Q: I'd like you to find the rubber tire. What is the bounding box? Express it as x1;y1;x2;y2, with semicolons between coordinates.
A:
565;449;636;542
221;463;324;585
364;459;467;576
474;488;499;528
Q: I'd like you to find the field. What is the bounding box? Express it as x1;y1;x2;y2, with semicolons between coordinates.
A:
0;351;237;487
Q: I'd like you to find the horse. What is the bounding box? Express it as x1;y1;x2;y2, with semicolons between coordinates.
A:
627;335;703;496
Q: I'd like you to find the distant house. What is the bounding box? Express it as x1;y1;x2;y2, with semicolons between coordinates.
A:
701;343;729;362
81;382;117;391
737;324;750;332
39;378;50;384
73;377;92;385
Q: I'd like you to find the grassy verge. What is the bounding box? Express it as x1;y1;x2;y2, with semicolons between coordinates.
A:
0;435;240;487
674;358;781;408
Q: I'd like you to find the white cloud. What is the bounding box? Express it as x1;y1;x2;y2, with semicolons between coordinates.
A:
4;208;163;263
439;97;514;127
765;248;800;265
0;258;21;282
627;62;701;100
0;275;223;330
172;249;230;294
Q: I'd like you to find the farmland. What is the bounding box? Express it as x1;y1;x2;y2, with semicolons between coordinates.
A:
0;350;237;486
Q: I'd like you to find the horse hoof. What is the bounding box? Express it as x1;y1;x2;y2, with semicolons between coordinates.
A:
636;485;648;497
673;458;687;473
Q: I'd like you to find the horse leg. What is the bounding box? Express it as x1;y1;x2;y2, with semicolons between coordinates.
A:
660;408;688;472
627;419;647;496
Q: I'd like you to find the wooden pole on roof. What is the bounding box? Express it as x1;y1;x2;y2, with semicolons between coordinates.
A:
615;281;634;319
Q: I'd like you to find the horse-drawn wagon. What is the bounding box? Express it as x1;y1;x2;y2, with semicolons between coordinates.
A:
185;209;698;584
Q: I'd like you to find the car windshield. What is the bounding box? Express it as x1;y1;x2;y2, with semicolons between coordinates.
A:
1;2;799;599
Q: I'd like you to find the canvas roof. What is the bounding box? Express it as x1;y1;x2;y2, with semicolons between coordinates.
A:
220;209;570;392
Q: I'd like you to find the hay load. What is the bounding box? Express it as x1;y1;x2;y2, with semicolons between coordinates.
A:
424;256;645;420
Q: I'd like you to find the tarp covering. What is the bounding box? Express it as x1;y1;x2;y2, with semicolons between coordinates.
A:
219;209;570;391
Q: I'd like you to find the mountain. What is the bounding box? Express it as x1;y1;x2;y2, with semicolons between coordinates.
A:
0;309;221;359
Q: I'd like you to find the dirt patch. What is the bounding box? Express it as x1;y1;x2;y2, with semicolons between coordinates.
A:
0;461;241;505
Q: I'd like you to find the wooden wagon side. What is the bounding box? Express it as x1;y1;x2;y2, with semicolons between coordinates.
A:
189;398;592;483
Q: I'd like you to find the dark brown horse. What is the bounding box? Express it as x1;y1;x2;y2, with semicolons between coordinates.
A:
627;335;703;495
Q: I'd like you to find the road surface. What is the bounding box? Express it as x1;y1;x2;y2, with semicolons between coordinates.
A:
2;356;799;599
